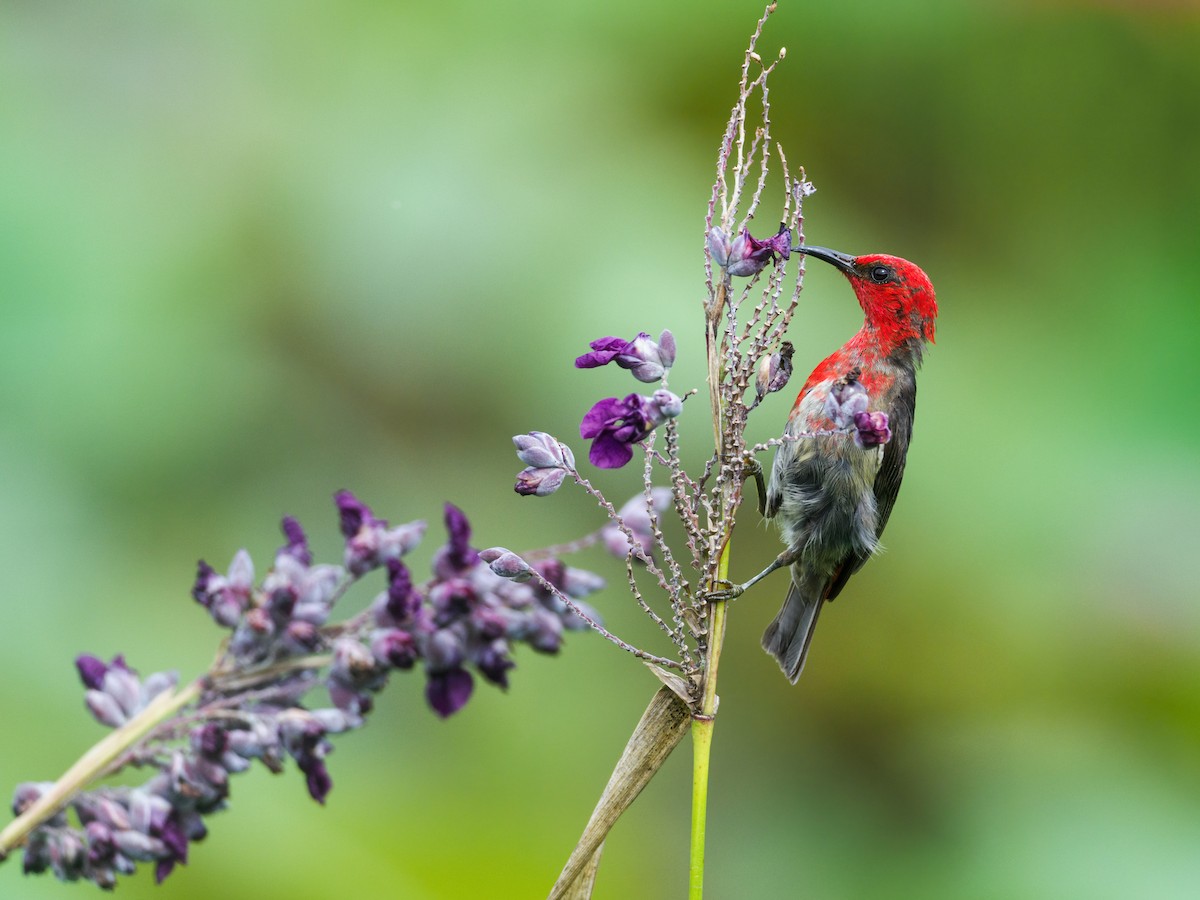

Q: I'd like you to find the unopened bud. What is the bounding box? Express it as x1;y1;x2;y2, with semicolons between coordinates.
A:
755;341;794;400
479;547;532;581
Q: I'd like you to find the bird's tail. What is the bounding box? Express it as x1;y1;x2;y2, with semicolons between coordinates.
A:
761;576;824;684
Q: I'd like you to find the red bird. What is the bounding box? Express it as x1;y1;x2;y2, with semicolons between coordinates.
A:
725;246;938;682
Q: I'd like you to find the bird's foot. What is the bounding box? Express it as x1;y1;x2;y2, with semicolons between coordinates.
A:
700;579;746;603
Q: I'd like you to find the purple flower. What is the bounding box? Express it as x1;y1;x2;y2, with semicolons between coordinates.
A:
575;330;676;383
430;503;478;578
371;628;418;670
426;668;474;718
334;490;426;576
854;411;892;448
382;558;421;623
191;550;255;627
579;390;683;469
708;223;792;277
277;516;312;566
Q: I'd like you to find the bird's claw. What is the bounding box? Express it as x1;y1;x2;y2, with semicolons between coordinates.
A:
701;580;745;603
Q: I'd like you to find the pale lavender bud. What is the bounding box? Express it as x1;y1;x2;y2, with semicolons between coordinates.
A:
513;432;573;469
648;389;683;423
112;831;168;862
515;466;568;496
85;689;128;727
479;547;532;581
756;341;794;400
656;329;676;369
101;660;142;719
707;226;732;267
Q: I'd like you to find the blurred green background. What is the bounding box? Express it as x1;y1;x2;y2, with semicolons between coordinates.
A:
3;1;1198;897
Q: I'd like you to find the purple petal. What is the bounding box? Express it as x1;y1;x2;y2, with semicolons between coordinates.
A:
278;516;312;566
301;758;333;804
574;336;630;369
334;490;375;538
75;655;108;690
588;433;636;469
426;668;474;718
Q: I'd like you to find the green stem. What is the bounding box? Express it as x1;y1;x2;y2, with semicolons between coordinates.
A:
0;678;203;859
689;541;731;900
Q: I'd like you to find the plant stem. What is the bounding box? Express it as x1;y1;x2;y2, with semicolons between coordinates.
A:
689;535;732;899
0;678;203;859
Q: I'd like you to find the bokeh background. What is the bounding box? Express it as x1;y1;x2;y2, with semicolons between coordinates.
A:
3;1;1198;897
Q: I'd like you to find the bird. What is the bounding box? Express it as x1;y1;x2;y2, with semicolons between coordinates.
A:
724;246;938;682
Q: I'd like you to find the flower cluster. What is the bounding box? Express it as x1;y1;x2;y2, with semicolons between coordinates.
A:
823;368;892;449
568;330;683;470
11;492;603;889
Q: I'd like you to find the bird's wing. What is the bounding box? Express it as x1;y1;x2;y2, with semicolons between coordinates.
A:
823;375;916;601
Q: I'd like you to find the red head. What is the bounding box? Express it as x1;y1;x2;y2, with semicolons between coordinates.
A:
798;246;938;358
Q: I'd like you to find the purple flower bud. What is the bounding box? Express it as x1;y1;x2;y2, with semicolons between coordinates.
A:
513;432;574;469
375;558;419;625
425;628;467;671
707;226;733;267
336;490;426;576
84;821;116;867
515;466;568;497
112;830;168;863
84;690;126;728
194;723;229;760
755;341;794;400
192;551;255;627
648;389;683;423
75;655;108;691
525;607;564;654
278;516;312;566
475;641;515;688
300;757;333;805
334;489;378;538
429;508;478;580
854;411;892;448
425;667;474;718
371;628;418;670
479;547;532;581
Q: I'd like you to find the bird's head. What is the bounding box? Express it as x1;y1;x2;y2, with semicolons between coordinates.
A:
798;246;938;356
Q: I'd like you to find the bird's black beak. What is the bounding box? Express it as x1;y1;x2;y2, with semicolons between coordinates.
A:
795;245;857;274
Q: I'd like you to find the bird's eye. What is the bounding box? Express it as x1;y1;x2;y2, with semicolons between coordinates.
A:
870;265;892;284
